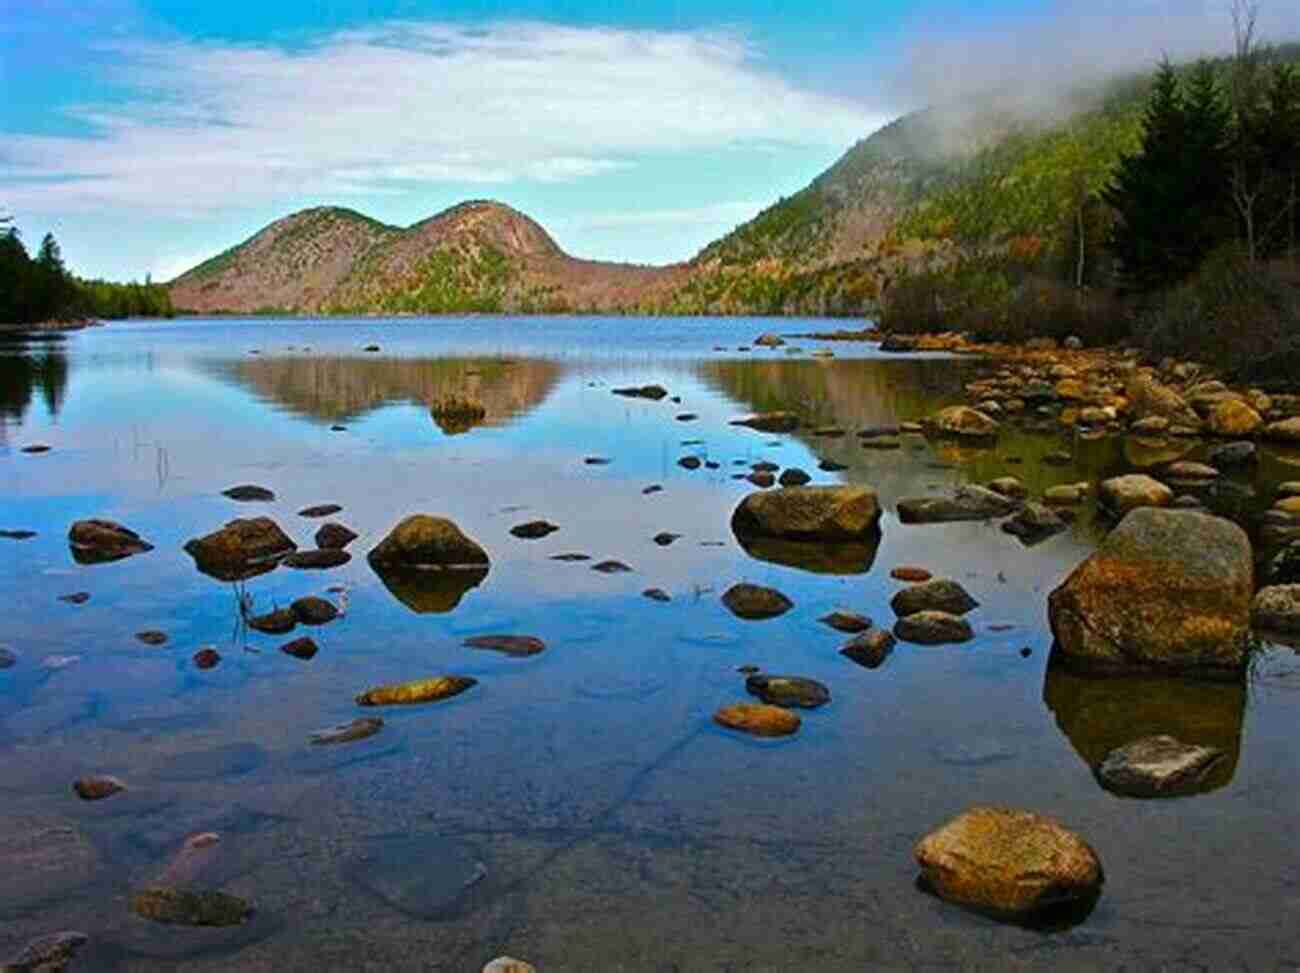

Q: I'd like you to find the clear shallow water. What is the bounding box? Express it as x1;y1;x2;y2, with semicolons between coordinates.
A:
2;317;1300;971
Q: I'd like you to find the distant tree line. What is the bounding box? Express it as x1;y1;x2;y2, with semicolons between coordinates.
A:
0;217;173;325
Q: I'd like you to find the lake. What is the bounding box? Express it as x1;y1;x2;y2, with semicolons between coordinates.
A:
2;317;1299;971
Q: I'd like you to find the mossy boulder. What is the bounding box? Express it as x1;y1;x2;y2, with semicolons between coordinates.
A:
731;486;881;542
368;515;489;570
1047;509;1252;675
914;806;1103;919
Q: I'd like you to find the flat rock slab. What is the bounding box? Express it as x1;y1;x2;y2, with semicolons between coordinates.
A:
298;504;342;518
283;549;351;569
347;833;486;919
310;717;384;746
1096;735;1225;798
463;635;546;657
550;553;591;562
222;485;275;502
510;520;559;539
0;529;37;540
713;702;801;737
591;560;632;574
744;674;830;709
612;385;668;400
135;630;168;646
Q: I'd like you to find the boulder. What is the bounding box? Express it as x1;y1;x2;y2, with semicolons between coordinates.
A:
1206;399;1263;437
922;406;999;440
890;579;978;617
1047;509;1253;674
1251;585;1300;633
731;486;882;541
914;806;1103;919
1095;735;1226;798
840;628;896;669
713;702;800;737
744;674;830;709
184;518;296;581
67;519;154;564
721;583;793;620
1098;475;1173;516
897;485;1017;524
368;515;489;571
894;611;974;645
483;959;537;973
1126;373;1199;425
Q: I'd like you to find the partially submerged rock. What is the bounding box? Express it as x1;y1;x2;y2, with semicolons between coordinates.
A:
222;484;275;502
2;931;89;972
73;775;126;801
67;519;154;564
184;517;296;581
368;515;489;571
1251;585;1300;634
283;549;351;569
894;611;975;645
291;597;339;625
1047;509;1252;674
922;406;1000;440
840;628;896;669
897;485;1017;524
1098;474;1174;516
729;412;799;433
1002;502;1068;545
510;520;559;539
356;676;477;706
130;886;253;926
914;806;1103;920
819;611;872;634
890;579;978;617
315;522;359;550
731;485;882;541
713;702;800;737
744;674;830;709
721;583;793;620
1095;735;1225;798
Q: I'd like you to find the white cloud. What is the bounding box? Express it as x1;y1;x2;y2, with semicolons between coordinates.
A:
149;250;212;283
2;21;884;215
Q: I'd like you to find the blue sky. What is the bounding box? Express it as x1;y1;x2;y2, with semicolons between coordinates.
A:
2;0;1286;281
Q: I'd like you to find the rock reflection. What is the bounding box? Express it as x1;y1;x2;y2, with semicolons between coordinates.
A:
218;354;560;428
1042;651;1244;797
733;530;881;575
370;564;489;614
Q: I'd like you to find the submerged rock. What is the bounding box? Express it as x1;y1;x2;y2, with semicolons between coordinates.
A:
135;630;168;646
914;806;1102;920
73;775;126;801
745;674;830;708
298;504;343;518
192;648;221;670
713;702;801;737
592;560;633;574
356;676;477;706
1095;735;1225;798
280;637;318;660
130;886;253;926
247;607;297;635
890;579;978;617
58;592;90;605
721;583;793;620
642;587;672;602
68;519;154;564
2;931;89;972
315;522;359;550
894;611;974;645
463;635;546;657
0;646;17;668
819;611;872;634
1048;509;1252;674
612;384;668;400
840;628;896;669
184;517;297;581
310;717;384;745
221;485;275;502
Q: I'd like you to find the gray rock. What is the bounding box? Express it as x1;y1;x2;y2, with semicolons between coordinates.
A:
894;611;974;645
1207;441;1257;469
891;579;978;617
1096;735;1225;798
897;485;1018;524
1002;502;1067;545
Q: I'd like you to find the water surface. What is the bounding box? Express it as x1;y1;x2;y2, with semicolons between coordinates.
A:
2;317;1300;971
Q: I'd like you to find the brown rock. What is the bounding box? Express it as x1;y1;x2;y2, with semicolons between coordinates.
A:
890;566;932;583
721;583;793;620
894;611;975;645
840;628;896;669
914;806;1103;918
315;522;359;550
280;637;318;660
922;406;999;440
184;517;296;581
712;702;800;737
463;635;546;657
819;611;872;633
67;519;154;564
368;515;490;570
1206;399;1262;437
356;676;477;706
72;775;126;801
1098;474;1173;516
731;486;882;541
891;579;978;617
